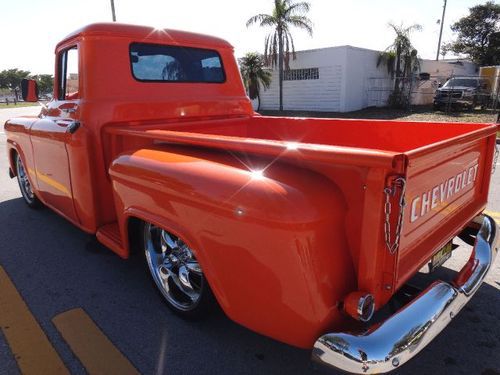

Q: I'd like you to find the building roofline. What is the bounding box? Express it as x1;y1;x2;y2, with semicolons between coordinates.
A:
293;45;383;54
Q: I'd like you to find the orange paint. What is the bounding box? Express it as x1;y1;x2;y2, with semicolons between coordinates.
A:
3;23;498;349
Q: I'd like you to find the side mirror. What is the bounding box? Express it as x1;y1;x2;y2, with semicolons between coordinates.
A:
21;79;39;102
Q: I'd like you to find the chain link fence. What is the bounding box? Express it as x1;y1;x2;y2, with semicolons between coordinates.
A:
367;73;500;119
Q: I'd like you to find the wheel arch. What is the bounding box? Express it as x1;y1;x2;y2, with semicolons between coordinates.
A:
120;208;230;308
8;143;19;178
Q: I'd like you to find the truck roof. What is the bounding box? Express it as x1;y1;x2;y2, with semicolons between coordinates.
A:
57;22;233;51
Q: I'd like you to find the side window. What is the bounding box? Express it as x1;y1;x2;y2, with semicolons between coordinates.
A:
58;47;79;100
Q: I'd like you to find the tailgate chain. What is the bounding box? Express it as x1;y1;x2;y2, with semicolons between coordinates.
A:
384;177;407;254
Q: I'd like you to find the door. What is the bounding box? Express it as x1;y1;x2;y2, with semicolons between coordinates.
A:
30;46;80;223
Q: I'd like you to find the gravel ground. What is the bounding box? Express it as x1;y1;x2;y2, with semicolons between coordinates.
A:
260;106;499;124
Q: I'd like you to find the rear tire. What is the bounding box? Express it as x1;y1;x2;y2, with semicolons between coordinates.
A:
141;221;214;319
15;153;42;209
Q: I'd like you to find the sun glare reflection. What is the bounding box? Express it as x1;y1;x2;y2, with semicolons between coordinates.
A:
286;142;299;150
144;27;172;40
250;170;265;180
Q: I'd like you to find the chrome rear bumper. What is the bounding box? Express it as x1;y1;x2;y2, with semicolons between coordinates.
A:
312;214;499;374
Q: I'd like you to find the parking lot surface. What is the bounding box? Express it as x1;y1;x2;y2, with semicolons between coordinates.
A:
0;106;499;375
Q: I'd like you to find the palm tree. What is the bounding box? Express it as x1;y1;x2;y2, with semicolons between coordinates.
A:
239;52;272;111
246;0;313;111
377;23;422;107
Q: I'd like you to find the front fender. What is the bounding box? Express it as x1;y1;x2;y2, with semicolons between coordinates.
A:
109;145;356;348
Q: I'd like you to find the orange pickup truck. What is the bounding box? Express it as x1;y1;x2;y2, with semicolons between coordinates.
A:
4;23;499;374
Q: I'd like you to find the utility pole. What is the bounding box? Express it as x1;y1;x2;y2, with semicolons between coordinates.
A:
110;0;117;22
436;0;447;60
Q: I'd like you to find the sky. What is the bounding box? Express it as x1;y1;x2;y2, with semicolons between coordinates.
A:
0;0;491;74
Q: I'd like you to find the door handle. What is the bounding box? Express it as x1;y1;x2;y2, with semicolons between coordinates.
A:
66;121;80;134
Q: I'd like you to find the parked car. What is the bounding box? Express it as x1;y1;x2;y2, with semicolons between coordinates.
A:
4;23;499;374
433;77;491;111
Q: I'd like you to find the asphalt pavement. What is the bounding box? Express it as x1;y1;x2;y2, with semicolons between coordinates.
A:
0;106;499;375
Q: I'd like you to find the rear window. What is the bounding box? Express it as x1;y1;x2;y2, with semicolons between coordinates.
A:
130;43;225;83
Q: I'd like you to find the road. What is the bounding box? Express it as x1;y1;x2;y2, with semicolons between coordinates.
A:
0;106;499;375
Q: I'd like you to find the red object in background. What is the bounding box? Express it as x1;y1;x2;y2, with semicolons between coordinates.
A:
20;79;39;102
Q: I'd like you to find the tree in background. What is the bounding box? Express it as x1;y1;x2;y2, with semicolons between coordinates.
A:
239;52;272;111
0;70;54;100
443;2;500;66
32;74;54;95
0;69;31;99
377;23;422;108
246;0;313;111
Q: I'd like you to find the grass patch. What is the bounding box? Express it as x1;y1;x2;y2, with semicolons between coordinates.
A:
0;102;41;109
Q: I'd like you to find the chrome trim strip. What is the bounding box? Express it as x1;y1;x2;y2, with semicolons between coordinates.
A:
312;214;498;374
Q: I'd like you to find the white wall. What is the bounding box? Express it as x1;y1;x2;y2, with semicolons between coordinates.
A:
258;48;478;112
259;46;392;112
260;47;348;112
420;59;477;81
344;47;390;112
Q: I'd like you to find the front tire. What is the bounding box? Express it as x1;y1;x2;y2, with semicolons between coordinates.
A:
15;153;42;209
142;222;214;319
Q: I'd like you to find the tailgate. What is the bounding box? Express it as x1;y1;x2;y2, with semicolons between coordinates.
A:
395;131;497;289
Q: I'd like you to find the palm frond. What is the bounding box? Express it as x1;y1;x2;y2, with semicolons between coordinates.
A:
285;2;311;16
246;14;276;28
286;15;313;35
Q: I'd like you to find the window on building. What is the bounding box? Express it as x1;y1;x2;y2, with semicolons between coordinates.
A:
130;43;225;83
283;68;319;81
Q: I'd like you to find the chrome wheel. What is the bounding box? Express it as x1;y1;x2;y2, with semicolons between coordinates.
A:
16;154;36;204
144;223;204;312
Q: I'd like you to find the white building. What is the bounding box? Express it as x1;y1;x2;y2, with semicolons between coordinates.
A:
258;46;477;112
420;59;477;80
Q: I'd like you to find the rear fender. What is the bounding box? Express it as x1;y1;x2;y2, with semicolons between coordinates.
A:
110;145;356;348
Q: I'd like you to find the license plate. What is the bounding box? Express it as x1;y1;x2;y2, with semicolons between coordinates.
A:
428;241;453;273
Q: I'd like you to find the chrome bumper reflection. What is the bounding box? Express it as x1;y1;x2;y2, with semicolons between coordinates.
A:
312;214;499;374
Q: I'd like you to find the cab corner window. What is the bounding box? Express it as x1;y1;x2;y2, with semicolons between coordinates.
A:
58;47;79;100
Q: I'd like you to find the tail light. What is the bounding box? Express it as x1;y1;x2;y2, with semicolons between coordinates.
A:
344;291;375;322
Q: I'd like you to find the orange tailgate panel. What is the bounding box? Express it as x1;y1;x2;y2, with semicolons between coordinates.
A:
396;135;494;289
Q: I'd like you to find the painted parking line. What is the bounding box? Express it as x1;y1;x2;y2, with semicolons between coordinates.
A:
0;266;69;375
484;210;500;220
53;308;139;375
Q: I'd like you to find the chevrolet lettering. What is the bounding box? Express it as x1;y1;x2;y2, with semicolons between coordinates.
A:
410;160;479;223
3;23;499;374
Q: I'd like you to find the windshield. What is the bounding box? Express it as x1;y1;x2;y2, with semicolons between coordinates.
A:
443;78;478;88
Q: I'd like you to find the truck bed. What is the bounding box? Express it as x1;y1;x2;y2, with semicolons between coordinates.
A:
160;116;491;152
105;116;498;305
